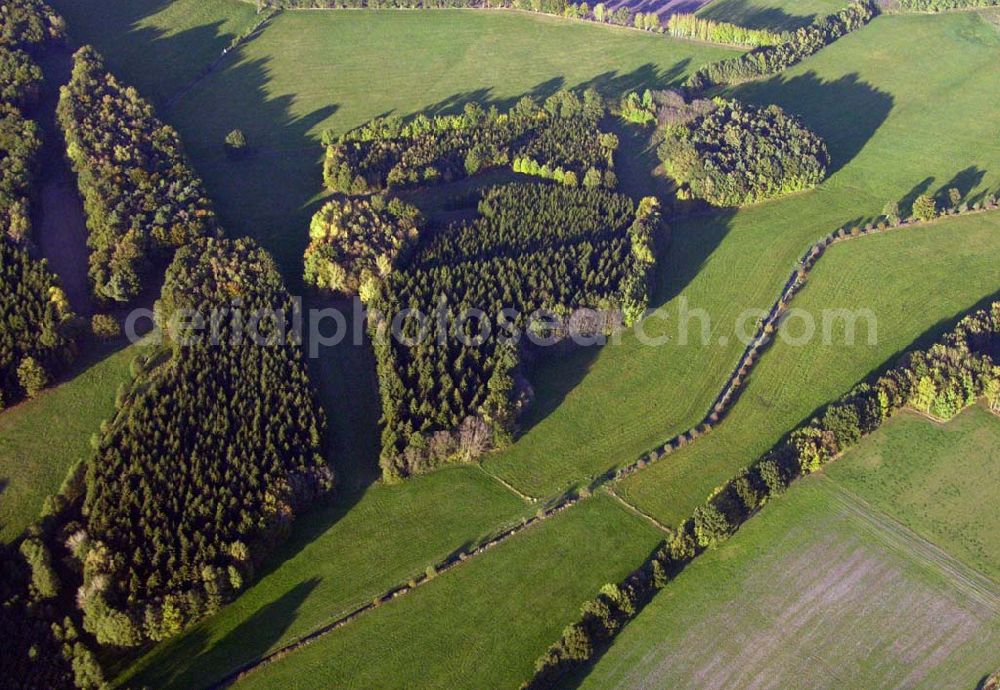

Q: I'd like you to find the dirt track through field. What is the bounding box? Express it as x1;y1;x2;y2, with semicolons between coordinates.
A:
823;478;1000;614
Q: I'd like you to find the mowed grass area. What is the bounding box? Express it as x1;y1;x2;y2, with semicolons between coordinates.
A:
51;0;258;102
233;494;663;690
827;406;1000;582
697;0;845;31
120;466;531;688
618;210;1000;527
0;343;145;543
483;11;1000;496
577;423;1000;690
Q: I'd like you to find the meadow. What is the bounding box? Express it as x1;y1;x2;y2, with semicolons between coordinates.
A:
827;406;1000;581
618;209;1000;527
0;343;145;543
233;494;664;690
576;408;1000;689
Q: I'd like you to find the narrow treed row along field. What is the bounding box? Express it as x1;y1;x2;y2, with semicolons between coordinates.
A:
577;406;1000;689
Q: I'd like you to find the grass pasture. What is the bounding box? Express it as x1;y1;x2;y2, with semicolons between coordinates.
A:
827;406;1000;582
618;210;1000;527
0;343;146;543
233;494;664;690
577;416;1000;690
120;466;530;687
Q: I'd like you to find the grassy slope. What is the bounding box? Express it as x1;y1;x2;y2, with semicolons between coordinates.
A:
697;0;846;31
53;0;258;102
0;344;144;543
577;455;1000;689
827;406;1000;582
619;210;1000;527
234;494;663;690
483;11;1000;496
121;466;530;688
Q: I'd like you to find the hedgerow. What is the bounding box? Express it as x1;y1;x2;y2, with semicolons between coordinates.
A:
323;90;613;194
366;184;660;480
522;300;1000;689
894;0;1000;9
666;13;787;47
57;46;219;304
658;98;829;206
78;238;332;645
685;1;878;91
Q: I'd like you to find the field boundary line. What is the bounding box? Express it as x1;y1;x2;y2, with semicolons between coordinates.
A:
822;477;1000;614
604;486;672;533
476;463;539;502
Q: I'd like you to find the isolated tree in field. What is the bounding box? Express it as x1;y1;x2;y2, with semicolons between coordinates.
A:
225;128;248;158
911;194;937;222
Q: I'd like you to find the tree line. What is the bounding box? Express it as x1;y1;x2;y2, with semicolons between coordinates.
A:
657;98;829;207
57;46;220;304
522;298;1000;688
324;89;613;194
0;0;76;410
893;0;999;9
665;13;787;47
685;1;878;92
364;183;659;480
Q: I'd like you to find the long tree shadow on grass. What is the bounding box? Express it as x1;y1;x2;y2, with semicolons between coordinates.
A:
735;71;894;178
697;0;824;32
125;578;321;690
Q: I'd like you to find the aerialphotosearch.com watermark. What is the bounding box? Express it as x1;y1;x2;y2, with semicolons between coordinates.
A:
122;296;878;357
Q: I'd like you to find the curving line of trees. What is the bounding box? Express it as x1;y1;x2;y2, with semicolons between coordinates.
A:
685;1;878;92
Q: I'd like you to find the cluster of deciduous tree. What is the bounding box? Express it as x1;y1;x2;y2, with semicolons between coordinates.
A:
686;1;878;91
619;88;715;127
666;13;787;47
522;299;1000;689
0;239;75;409
0;103;40;245
0;0;65;49
303;193;421;295
0;47;43;108
75;237;332;645
57;46;219;303
367;183;659;479
894;0;999;8
658;98;829;206
324;90;612;193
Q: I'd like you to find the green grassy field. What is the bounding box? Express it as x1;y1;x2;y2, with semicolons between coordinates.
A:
0;343;145;543
52;0;258;103
697;0;846;31
120;466;531;687
618;210;1000;527
576;415;1000;689
232;494;663;690
483;10;1000;497
827;406;1000;581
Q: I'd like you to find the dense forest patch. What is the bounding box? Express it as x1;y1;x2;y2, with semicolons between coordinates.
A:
303;193;422;295
323;90;616;194
76;238;332;646
658;98;829;206
57;46;219;303
365;183;660;479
